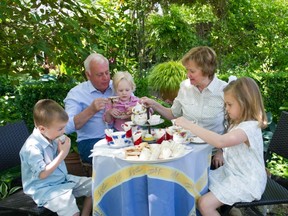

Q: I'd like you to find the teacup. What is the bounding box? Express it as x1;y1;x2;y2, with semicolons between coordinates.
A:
111;131;126;146
121;121;134;130
134;117;147;125
147;114;161;125
166;126;182;140
132;102;146;114
173;131;188;144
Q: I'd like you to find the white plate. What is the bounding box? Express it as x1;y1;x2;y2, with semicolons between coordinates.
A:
190;137;205;144
116;150;191;164
108;143;131;149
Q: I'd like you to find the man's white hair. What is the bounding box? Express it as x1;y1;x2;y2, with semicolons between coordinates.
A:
84;53;109;74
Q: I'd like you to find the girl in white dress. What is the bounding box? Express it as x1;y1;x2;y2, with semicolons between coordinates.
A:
175;77;267;216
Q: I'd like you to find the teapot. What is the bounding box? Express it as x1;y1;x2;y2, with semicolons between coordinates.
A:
131;102;147;125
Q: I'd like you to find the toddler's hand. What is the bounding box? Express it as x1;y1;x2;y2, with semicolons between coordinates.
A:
126;107;133;115
110;108;122;117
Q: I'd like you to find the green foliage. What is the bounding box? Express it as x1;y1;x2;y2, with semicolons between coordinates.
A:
211;0;288;73
148;61;186;100
263;111;288;179
262;112;276;153
134;76;149;98
0;0;107;77
267;154;288;179
0;166;22;200
146;4;204;62
218;71;288;122
14;77;77;131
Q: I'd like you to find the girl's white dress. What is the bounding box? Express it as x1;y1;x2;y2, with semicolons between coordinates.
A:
209;121;267;205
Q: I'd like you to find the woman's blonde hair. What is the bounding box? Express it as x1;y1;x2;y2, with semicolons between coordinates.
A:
112;71;136;92
181;46;217;79
33;99;68;127
224;77;267;129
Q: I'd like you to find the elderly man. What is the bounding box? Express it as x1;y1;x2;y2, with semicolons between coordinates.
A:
64;53;113;164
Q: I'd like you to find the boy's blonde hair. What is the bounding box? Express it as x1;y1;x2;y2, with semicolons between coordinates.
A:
33;99;68;127
181;46;217;79
224;77;267;129
113;71;136;92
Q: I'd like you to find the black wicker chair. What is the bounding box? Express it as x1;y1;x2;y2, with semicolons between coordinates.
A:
0;121;56;216
221;111;288;216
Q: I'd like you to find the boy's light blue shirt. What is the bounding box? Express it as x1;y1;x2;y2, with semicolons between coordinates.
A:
20;128;78;206
64;80;114;142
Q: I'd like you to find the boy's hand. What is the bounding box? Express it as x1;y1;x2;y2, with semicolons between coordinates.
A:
58;136;71;158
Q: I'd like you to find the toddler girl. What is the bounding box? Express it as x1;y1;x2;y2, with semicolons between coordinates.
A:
104;71;139;131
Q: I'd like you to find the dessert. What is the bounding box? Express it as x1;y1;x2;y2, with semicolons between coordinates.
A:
56;135;66;144
123;140;186;161
143;134;154;141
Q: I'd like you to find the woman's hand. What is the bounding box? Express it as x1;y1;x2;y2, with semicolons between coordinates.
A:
140;97;156;108
212;149;224;169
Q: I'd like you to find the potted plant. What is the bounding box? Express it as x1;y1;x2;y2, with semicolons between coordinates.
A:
148;61;186;101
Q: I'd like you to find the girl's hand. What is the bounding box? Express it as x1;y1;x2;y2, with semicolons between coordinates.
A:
212;149;224;168
126;107;133;115
174;117;191;129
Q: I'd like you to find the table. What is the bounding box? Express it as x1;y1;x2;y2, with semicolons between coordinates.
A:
91;140;212;216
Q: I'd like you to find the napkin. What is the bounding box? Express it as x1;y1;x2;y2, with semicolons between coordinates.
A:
89;148;124;158
121;122;133;138
132;131;142;145
105;129;114;142
153;128;166;144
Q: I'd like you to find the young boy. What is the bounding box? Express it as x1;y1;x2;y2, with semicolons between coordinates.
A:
20;99;92;216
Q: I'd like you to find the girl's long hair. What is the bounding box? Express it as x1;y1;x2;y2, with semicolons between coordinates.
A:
224;77;267;129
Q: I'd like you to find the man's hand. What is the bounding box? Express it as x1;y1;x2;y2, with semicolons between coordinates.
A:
91;98;109;113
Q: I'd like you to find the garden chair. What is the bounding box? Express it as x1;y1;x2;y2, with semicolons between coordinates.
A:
0;120;56;216
221;111;288;216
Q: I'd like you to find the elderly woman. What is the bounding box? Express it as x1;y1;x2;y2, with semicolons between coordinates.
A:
141;46;227;168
